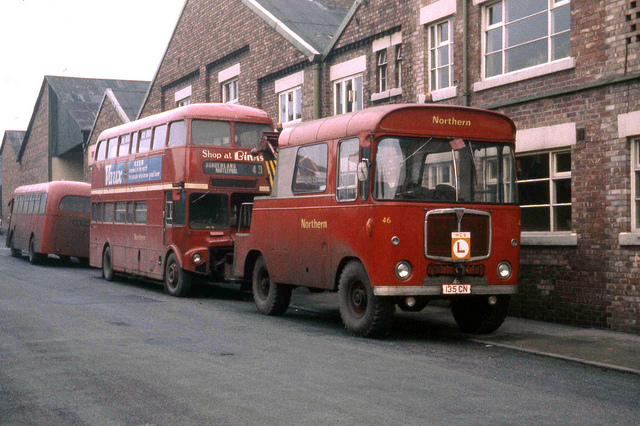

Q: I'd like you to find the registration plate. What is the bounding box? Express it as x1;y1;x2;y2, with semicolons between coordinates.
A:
442;284;471;295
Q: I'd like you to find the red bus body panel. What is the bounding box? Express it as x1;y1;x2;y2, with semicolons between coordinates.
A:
7;181;91;259
234;104;520;297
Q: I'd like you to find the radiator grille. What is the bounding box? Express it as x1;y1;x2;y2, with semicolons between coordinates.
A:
425;209;491;261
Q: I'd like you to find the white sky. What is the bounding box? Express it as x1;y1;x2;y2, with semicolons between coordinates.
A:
0;0;186;147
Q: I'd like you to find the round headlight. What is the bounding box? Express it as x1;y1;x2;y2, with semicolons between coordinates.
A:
395;261;412;280
193;253;202;264
497;261;512;280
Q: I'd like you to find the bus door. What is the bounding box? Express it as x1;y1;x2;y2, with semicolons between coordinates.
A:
130;200;148;274
164;190;187;254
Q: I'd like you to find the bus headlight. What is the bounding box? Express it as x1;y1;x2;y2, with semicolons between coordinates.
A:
193;253;202;264
395;261;412;280
497;261;512;280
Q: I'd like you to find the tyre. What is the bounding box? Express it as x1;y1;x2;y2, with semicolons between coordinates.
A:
338;261;394;337
28;238;44;265
451;295;510;334
164;253;192;297
102;245;115;281
252;255;291;316
9;235;21;258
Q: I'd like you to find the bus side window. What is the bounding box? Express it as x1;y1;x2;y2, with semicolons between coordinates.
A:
126;201;133;223
292;143;328;194
134;201;147;224
138;129;152;153
107;137;118;159
118;134;131;157
39;193;47;214
152;124;168;151
104;202;114;223
336;138;359;202
168;121;187;147
96;140;107;161
115;202;126;223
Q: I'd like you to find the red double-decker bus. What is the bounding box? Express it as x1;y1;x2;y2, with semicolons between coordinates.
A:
233;104;520;337
6;181;91;265
90;103;273;296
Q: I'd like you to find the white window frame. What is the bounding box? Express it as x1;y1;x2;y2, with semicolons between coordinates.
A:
632;139;640;231
481;0;572;81
376;49;388;93
279;86;302;125
395;44;403;89
333;74;363;115
222;78;239;104
175;85;192;107
428;19;454;92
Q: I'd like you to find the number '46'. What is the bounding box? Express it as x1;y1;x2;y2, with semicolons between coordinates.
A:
382;217;391;224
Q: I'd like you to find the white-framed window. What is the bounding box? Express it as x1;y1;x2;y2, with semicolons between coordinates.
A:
484;0;571;79
632;139;640;230
279;86;302;124
376;50;388;93
334;75;363;115
222;78;238;104
428;19;454;90
516;150;571;232
175;85;192;108
395;44;403;88
177;97;191;107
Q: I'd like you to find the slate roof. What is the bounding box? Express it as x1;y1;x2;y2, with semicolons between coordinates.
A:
46;76;149;132
1;131;26;158
251;0;351;54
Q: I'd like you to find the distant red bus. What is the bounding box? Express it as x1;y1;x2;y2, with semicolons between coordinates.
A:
233;104;520;337
90;103;273;296
6;181;91;264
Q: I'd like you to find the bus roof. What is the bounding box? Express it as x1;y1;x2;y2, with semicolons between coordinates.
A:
13;181;90;196
279;104;516;147
97;103;273;141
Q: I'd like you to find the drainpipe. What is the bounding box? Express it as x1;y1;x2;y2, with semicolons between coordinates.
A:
462;0;470;106
312;59;322;119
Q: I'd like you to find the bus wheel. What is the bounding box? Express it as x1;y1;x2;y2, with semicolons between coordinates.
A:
102;246;116;281
9;235;21;258
28;238;43;265
338;261;394;337
252;256;291;316
164;253;192;297
451;296;510;334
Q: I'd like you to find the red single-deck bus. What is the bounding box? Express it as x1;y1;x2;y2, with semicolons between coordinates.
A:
90;103;273;296
6;181;91;264
233;104;520;337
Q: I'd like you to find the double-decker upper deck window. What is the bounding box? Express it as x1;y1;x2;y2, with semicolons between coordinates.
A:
118;134;131;157
168;121;187;147
222;78;239;104
152;124;167;151
107;137;118;159
484;0;571;78
429;19;453;90
96;140;107;161
292;144;328;194
192;120;231;147
337;138;359;202
235;123;271;149
138;129;152;153
517;150;571;231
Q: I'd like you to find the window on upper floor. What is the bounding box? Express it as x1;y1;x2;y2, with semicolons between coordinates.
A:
376;50;388;93
484;0;571;78
429;19;454;90
222;78;239;104
279;86;302;124
395;45;403;88
516;150;571;232
632;139;640;230
334;74;363;115
177;97;191;107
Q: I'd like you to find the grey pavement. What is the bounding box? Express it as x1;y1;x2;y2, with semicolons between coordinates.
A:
289;289;640;375
1;228;638;375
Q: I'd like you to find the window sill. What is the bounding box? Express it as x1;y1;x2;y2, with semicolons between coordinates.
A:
619;232;640;246
371;87;403;102
431;86;457;101
474;57;575;92
521;232;577;246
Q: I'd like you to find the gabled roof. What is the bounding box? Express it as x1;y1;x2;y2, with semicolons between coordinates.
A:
0;130;26;158
45;76;149;132
242;0;352;58
19;76;149;160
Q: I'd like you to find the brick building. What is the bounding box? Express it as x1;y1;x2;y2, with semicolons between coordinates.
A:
138;0;639;333
84;85;149;182
0;131;26;223
0;76;149;222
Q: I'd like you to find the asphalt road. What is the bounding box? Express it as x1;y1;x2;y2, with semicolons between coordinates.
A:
1;241;638;425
